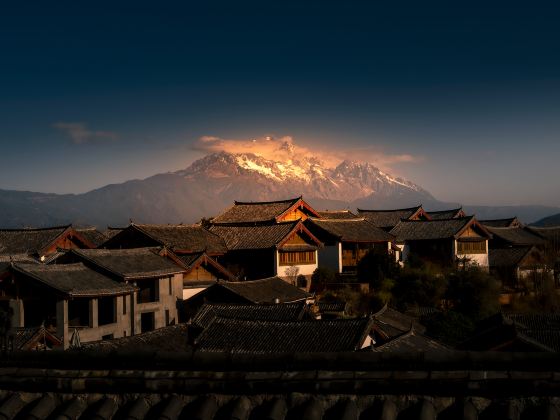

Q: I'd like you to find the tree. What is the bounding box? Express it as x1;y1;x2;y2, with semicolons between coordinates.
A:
445;266;501;321
311;267;336;291
285;266;299;286
391;264;447;311
357;251;400;290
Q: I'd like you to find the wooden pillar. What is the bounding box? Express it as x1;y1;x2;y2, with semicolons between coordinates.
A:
90;298;98;328
56;300;69;349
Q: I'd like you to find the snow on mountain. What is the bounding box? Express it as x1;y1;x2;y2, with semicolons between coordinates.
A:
178;151;433;203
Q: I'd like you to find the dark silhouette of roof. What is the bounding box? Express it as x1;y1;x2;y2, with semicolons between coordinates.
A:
191;302;307;328
69;248;185;280
487;227;547;246
316;210;358;219
81;324;190;352
0;225;72;255
306;217;394;243
212;277;312;304
357;206;426;229
75;227;108;247
373;327;451;353
426;208;465;220
12;326;63;350
106;223;228;255
480;217;522;228
194;317;373;353
489;246;543;268
12;263;136;297
390;216;490;241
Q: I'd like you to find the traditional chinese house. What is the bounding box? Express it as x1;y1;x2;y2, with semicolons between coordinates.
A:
211;196;320;224
485;226;547;250
0;225;97;260
357;205;430;231
2;262;136;349
390;216;492;267
209;221;321;282
489;246;545;288
55;248;186;335
305;217;394;273
101;223;227;258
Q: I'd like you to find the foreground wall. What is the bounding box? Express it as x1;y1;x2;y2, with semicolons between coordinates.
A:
1;351;560;419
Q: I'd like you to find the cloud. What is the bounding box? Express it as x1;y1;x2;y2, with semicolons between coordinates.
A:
53;122;119;144
192;134;423;170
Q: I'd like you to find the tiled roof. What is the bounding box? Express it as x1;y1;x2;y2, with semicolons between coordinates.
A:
489;246;541;268
12;263;136;297
357;206;424;229
426;208;465;220
194;317;373;353
216;277;312;304
12;326;62;350
130;223;227;254
191;302;307;328
373;327;451;353
75;228;107;247
81;324;189;352
212;197;303;224
316;210;358;219
390;217;488;241
70;248;185;280
306;218;394;242
372;305;426;339
318;301;347;313
504;313;560;352
487;227;547;246
480;217;521;228
0;225;70;255
209;221;317;250
526;226;560;242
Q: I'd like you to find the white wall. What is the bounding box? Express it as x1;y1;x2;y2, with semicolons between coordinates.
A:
275;250;318;278
454;240;489;268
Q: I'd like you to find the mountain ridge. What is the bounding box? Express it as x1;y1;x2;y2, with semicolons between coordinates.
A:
0;151;558;228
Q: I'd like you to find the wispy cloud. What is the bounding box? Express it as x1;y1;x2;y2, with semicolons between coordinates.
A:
53;122;119;144
192;134;423;170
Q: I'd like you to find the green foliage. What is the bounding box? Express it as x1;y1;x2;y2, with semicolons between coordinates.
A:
357;251;400;290
311;267;336;286
319;287;375;317
445;266;501;321
391;264;447;311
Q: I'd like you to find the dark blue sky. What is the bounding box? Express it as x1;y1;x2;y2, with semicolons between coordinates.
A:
1;1;559;205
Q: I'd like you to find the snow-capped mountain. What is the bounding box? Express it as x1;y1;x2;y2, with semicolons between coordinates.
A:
1;150;557;228
177;151;434;204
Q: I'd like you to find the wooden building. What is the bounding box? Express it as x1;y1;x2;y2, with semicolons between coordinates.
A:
211;196;320;224
390;216;492;268
209;220;322;283
0;225;97;260
102;223;228;257
305;217;394;273
486;226;547;250
357;206;431;231
489;246;545;288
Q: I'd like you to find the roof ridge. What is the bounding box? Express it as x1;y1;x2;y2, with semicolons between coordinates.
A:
426;207;463;213
0;224;71;232
357;205;422;213
233;196;301;205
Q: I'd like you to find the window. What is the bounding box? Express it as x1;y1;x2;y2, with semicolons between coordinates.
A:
168;277;173;295
98;297;116;326
165;309;170;326
68;299;90;328
123;296;127;315
457;241;486;254
279;251;316;266
140;312;155;333
137;279;159;304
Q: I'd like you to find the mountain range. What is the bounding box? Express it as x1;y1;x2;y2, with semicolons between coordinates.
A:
0;151;558;228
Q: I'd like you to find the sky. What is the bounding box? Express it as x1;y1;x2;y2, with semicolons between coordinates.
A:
1;1;560;206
